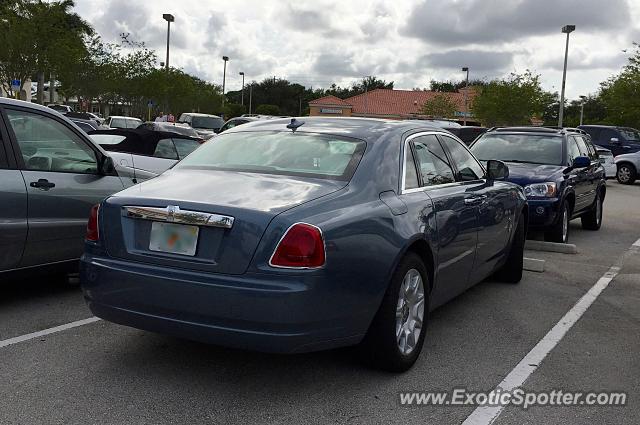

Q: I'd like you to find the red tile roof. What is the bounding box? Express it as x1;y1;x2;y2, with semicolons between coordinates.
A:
308;95;352;107
344;89;473;117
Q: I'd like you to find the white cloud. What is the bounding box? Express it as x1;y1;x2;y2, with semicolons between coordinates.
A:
72;0;640;99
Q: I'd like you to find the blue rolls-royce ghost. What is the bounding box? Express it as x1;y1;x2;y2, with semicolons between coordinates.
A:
80;117;527;371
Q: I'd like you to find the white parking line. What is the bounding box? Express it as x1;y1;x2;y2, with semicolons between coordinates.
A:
0;317;101;349
464;265;620;423
463;237;640;425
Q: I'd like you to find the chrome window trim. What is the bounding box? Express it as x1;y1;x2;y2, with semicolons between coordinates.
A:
400;131;466;194
122;205;234;229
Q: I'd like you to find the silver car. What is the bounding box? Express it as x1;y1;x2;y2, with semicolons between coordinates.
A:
89;128;201;179
0;99;133;276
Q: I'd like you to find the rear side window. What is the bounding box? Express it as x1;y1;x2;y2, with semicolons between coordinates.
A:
403;146;419;190
154;138;179;160
567;138;581;163
411;135;455;186
439;135;485;181
574;136;590;157
175;131;366;181
173;138;200;159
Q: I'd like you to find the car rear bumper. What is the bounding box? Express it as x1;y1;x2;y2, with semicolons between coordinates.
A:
80;254;371;353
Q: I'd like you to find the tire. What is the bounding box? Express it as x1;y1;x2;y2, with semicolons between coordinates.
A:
545;200;570;243
581;190;603;230
359;252;429;372
616;163;637;185
494;212;525;284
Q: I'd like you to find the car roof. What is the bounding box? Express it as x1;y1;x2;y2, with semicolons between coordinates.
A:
0;98;64;114
485;126;589;137
223;116;445;141
180;112;222;118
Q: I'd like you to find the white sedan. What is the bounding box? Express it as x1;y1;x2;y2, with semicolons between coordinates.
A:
596;147;616;178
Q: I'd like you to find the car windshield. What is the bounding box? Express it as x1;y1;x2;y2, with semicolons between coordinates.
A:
89;134;127;145
620;128;640;141
191;116;223;129
175;131;366;180
471;134;563;166
158;123;199;137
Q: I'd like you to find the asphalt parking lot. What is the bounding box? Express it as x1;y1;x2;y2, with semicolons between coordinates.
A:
1;181;638;425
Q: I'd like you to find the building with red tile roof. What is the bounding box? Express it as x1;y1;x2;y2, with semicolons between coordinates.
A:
309;88;478;124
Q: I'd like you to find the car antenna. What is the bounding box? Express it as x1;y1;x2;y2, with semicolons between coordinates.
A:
286;118;305;133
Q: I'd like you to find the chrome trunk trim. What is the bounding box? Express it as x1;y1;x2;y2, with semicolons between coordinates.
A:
122;206;234;229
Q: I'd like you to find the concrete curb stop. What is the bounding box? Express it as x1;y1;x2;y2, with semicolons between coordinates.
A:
523;257;545;273
525;240;577;254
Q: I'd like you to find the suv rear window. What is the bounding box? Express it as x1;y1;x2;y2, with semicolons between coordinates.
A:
471;134;563;166
175;131;366;181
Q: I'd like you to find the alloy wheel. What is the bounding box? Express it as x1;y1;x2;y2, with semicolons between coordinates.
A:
395;269;425;355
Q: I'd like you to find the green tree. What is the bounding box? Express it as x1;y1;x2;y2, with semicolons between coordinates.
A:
0;0;91;100
472;71;552;126
420;93;458;118
599;44;640;127
255;104;281;115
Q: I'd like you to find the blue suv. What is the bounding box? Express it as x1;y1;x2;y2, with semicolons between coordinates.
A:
471;127;606;243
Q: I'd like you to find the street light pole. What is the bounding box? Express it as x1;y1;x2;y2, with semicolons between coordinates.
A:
249;85;253;114
222;56;229;107
239;72;245;107
162;14;174;72
462;67;469;126
558;25;575;128
579;95;587;126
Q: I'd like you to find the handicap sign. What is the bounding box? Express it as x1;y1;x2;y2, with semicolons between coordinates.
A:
11;79;20;90
147;100;153;107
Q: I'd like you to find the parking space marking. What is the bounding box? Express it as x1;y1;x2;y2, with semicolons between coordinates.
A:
0;317;101;349
463;237;640;425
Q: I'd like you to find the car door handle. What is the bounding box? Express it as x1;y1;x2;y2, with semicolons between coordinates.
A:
30;179;55;190
464;196;486;206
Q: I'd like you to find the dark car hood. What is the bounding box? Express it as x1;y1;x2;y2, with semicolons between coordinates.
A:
503;162;565;186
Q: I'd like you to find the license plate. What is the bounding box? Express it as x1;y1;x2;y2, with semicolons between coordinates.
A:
149;222;199;256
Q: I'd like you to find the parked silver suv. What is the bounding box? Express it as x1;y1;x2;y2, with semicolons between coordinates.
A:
0;99;134;276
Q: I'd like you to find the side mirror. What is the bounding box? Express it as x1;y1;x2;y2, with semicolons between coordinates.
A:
572;156;590;169
100;154;115;175
214;128;221;134
610;137;620;145
486;159;509;181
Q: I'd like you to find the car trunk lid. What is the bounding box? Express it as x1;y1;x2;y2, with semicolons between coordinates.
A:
101;169;345;274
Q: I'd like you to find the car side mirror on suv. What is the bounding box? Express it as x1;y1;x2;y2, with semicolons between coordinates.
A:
572;156;590;169
486;159;509;180
99;154;116;175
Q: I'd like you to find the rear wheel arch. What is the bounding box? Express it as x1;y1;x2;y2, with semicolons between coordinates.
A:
617;161;637;173
404;239;435;293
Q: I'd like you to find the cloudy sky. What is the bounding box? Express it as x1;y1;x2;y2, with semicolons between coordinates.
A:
72;0;640;100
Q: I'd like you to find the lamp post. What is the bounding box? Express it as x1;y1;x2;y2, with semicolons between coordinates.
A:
239;71;245;106
221;56;229;107
249;84;253;114
162;14;174;72
558;25;575;128
462;66;469;125
579;95;587;126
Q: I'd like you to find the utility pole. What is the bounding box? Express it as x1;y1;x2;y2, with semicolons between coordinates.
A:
249;85;253;114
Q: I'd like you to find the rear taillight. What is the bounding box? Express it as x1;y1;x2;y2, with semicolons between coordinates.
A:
270;223;325;268
86;204;100;242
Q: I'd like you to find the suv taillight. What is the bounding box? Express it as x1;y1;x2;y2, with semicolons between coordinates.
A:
270;223;325;268
86;204;100;242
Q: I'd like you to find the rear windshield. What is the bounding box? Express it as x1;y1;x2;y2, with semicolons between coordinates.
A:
111;118;141;129
157;123;199;137
191;116;223;129
90;134;127;145
175;131;366;180
471;134;563;166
